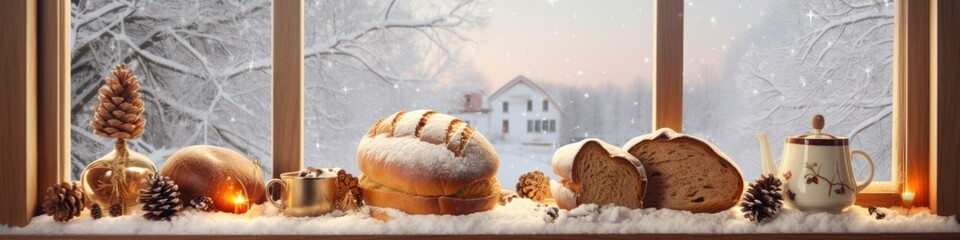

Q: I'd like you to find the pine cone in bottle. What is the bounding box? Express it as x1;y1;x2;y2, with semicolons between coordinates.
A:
42;182;86;222
90;64;146;139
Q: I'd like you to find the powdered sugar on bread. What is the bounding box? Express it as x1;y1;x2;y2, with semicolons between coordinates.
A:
359;134;495;180
551;138;643;180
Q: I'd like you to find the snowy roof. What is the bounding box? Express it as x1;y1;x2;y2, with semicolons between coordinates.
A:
488;75;564;114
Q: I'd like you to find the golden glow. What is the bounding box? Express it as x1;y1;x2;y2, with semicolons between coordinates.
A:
902;192;915;209
233;194;246;204
233;193;249;214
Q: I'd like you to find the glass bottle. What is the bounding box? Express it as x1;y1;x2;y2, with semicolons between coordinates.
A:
80;139;156;214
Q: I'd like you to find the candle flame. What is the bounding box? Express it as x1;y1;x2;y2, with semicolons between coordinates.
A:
234;194;247;204
902;192;915;199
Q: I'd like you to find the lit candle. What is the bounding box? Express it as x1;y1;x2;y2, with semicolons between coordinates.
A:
233;193;248;214
902;192;915;210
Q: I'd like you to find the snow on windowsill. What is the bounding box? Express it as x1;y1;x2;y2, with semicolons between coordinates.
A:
1;198;957;235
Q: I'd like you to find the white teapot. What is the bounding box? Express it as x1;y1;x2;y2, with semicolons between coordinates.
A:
756;114;874;213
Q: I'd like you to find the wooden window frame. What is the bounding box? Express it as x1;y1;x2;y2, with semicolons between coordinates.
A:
1;1;958;238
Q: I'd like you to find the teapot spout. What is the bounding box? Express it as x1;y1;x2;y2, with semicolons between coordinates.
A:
756;132;778;176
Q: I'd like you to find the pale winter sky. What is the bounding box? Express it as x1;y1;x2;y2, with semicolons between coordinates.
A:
464;0;777;90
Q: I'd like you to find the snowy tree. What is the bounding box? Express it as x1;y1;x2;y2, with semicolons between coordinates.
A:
698;0;895;180
301;0;486;173
71;0;485;179
71;0;274;178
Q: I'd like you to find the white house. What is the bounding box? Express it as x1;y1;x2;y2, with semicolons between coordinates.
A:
459;75;561;146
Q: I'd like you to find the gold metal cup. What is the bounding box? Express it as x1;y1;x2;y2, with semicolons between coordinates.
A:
266;172;337;217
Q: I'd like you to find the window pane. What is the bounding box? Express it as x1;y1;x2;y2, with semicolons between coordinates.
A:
70;0;274;179
682;0;894;181
304;0;653;187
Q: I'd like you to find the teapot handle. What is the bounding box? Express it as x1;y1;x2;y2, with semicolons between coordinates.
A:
852;150;874;193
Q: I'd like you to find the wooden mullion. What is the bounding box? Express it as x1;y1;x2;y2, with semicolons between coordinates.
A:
891;0;932;207
652;0;683;132
37;0;72;216
904;0;931;208
272;0;305;178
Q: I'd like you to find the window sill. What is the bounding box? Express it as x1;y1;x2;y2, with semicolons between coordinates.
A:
3;202;956;236
3;233;960;239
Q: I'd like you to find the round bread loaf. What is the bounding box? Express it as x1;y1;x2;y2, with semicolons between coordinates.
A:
161;145;266;212
357;110;500;215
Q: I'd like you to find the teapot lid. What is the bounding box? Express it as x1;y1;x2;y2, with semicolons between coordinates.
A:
786;114;848;146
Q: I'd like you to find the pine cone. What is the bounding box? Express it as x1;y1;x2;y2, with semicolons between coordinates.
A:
91;64;146;139
90;203;103;220
42;182;86;222
138;173;183;221
188;196;215;212
335;170;363;211
516;171;552;202
109;203;123;217
741;174;784;223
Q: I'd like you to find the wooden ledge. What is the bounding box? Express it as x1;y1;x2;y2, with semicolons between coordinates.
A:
3;233;960;240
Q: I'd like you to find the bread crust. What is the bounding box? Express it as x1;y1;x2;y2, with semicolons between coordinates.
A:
623;128;744;213
360;177;500;215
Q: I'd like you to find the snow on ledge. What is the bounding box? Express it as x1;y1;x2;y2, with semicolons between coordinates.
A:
2;198;957;235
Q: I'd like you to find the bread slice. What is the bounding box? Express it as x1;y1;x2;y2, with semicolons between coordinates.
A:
623;128;744;213
551;139;646;210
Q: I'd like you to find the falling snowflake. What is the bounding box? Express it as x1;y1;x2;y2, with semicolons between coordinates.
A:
583;92;590;98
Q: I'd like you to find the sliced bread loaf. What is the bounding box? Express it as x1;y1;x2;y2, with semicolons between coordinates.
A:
623;128;744;213
551;139;647;210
